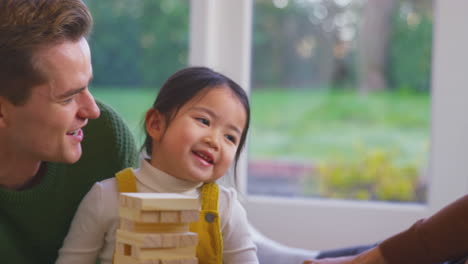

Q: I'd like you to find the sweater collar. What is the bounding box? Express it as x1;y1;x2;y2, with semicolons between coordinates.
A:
0;162;64;202
135;159;202;195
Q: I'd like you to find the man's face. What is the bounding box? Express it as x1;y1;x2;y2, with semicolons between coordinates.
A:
0;38;100;165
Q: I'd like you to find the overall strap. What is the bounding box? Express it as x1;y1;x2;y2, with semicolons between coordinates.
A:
200;182;219;211
189;182;223;264
115;168;137;192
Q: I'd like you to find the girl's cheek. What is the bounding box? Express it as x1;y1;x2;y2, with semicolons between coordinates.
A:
227;150;237;163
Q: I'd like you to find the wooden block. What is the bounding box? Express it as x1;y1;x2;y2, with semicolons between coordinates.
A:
113;254;159;264
179;210;199;223
116;230;198;248
159;210;199;223
115;242;196;260
116;230;162;248
160;211;178;223
120;219;189;233
115;242;132;256
115;243;197;260
177;233;198;248
113;254;152;264
114;254;197;264
161;258;198;264
120;193;199;211
161;234;176;248
132;246;197;259
119;207;161;222
120;207;199;223
161;233;198;248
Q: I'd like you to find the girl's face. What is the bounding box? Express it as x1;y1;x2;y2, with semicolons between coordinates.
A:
146;85;247;184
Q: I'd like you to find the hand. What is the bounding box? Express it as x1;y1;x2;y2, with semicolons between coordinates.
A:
303;256;355;264
303;247;386;264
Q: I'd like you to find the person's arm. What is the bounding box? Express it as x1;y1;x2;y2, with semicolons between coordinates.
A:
379;194;468;263
220;187;259;264
303;247;386;264
305;194;468;264
55;183;108;264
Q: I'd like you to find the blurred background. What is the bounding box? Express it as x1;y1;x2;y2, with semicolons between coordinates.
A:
84;0;468;252
86;0;432;204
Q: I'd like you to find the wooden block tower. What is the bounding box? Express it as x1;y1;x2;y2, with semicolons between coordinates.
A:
114;193;200;264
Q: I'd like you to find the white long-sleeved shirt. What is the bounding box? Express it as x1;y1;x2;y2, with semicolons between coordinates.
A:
56;159;258;264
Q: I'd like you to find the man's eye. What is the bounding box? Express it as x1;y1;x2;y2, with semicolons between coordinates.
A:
196;117;210;125
62;98;74;104
225;134;237;144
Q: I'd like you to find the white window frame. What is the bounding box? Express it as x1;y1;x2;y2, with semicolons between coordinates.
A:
190;0;468;250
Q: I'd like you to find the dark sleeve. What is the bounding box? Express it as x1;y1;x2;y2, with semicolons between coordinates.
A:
379;195;468;264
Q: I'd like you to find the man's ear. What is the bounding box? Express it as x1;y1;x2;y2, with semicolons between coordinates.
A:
145;108;166;142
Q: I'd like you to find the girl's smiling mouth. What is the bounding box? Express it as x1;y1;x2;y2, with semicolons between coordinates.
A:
192;150;214;164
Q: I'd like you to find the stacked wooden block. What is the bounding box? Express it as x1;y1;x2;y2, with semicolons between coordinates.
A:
114;193;200;264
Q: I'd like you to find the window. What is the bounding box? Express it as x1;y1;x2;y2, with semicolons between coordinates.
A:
190;0;468;250
85;0;190;143
249;0;432;203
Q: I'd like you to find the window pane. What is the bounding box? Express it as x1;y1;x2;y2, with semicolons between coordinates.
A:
248;0;432;203
84;0;189;143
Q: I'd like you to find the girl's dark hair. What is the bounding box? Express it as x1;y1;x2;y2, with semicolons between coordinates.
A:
143;66;250;178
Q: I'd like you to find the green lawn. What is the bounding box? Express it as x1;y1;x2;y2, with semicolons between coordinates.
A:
93;88;430;165
93;87;430;201
92;88;156;146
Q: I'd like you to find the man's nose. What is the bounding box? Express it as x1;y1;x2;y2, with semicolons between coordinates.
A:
78;90;100;119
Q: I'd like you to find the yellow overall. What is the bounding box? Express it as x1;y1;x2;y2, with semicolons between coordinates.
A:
114;168;223;264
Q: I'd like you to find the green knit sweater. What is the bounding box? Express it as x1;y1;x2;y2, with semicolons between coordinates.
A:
0;101;138;264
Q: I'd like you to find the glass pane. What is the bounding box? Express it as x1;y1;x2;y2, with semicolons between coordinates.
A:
84;0;189;144
248;0;432;203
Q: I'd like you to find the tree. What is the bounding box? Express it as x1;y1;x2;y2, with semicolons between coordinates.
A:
357;0;397;94
85;0;188;89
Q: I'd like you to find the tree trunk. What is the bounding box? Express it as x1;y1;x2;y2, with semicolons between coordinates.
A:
357;0;396;94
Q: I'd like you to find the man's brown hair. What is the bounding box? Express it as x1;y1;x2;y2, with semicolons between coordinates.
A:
0;0;93;105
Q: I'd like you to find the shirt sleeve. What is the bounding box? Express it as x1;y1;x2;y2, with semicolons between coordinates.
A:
55;183;109;264
219;187;259;264
379;194;468;264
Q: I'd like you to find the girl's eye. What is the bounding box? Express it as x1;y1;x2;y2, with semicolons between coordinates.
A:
225;134;237;144
196;117;210;126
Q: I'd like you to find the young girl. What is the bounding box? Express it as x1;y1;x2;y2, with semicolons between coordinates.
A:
56;67;258;264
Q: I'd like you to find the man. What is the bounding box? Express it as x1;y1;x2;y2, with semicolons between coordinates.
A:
0;0;137;263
